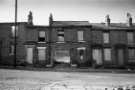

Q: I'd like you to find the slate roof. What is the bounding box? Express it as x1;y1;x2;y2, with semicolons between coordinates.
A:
52;21;90;26
91;23;135;30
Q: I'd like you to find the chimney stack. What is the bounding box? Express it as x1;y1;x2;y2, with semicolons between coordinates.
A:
28;11;33;25
126;13;132;27
49;13;53;26
105;14;111;26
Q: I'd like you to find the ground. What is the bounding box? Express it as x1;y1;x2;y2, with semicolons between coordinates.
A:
0;69;135;90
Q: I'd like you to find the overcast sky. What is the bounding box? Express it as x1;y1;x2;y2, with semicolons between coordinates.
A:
0;0;135;25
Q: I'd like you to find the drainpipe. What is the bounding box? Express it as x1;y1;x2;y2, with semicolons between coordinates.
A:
14;0;18;67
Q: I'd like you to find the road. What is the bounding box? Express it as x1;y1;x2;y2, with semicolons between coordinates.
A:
0;69;135;90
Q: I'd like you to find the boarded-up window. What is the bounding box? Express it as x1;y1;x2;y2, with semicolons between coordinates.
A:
127;32;134;44
38;47;46;61
78;31;84;41
38;31;46;42
58;30;64;42
11;26;18;37
103;32;109;43
128;48;135;62
104;48;111;61
92;49;103;65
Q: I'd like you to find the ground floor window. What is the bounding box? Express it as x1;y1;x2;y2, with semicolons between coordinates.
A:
92;48;103;65
128;48;135;62
37;47;46;61
54;50;70;63
103;48;111;61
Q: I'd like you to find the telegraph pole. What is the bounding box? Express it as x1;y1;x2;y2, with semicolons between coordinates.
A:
14;0;18;67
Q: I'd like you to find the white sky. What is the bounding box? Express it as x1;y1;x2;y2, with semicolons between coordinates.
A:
0;0;135;25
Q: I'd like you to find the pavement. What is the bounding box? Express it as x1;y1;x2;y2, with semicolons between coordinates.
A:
0;68;135;90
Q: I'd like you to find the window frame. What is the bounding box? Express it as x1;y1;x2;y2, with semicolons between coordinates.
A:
127;32;134;44
103;32;110;44
77;30;84;42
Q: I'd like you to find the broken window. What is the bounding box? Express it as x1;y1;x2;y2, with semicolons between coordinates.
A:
57;30;64;42
38;31;46;42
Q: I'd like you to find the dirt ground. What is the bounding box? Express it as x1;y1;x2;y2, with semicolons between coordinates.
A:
0;69;135;90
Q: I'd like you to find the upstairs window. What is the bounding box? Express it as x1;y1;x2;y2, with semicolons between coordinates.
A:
77;31;84;42
57;30;64;42
11;26;18;37
103;32;109;43
127;32;134;44
38;31;46;42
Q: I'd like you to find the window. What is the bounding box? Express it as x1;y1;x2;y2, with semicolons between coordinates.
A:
104;48;111;61
38;31;46;42
57;30;64;42
127;32;134;44
78;31;84;42
9;45;14;55
103;32;109;43
11;26;18;37
128;48;135;62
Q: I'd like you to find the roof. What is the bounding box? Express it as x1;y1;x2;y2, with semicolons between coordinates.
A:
91;23;135;30
52;21;91;26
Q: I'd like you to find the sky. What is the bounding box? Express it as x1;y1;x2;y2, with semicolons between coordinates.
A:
0;0;135;25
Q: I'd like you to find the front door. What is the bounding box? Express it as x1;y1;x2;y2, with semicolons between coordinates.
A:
92;49;103;65
54;50;70;64
26;48;33;64
38;47;46;61
117;49;124;66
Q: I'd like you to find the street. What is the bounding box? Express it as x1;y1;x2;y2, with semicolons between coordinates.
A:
0;69;135;90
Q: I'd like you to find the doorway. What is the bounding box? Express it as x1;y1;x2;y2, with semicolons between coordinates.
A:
26;48;33;64
116;48;125;66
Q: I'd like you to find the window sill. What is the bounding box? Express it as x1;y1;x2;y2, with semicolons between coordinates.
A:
38;42;46;43
56;42;65;43
78;41;86;43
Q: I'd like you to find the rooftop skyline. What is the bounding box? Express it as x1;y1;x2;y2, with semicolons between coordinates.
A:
0;0;135;25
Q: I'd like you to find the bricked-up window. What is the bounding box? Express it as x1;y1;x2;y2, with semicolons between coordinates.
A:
9;45;14;55
11;26;18;37
128;48;135;62
127;32;134;44
77;31;84;42
104;48;111;61
58;30;64;42
38;31;46;42
103;32;109;43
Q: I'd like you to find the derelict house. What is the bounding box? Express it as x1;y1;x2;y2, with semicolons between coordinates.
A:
0;12;135;68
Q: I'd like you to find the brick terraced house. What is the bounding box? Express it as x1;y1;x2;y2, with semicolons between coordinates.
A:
0;12;135;68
